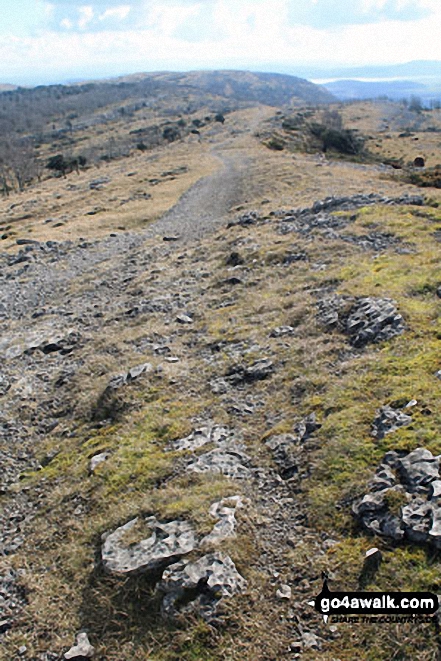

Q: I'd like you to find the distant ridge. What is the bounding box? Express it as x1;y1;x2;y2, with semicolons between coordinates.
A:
324;79;428;101
141;70;335;106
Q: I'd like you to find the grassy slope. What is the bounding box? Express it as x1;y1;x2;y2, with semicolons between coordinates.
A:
2;101;441;660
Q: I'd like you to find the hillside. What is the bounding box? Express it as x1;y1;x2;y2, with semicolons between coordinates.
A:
1;87;441;661
136;70;335;106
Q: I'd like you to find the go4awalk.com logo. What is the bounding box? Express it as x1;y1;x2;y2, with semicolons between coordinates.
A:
309;575;439;624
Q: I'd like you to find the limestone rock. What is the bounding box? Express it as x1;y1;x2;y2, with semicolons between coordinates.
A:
108;362;152;389
398;448;439;491
276;584;292;600
354;447;441;548
317;296;405;347
64;632;95;659
159;552;247;618
169;424;238;452
89;452;110;473
101;517;197;575
371;405;412;440
187;448;251;479
225;358;274;385
202;496;245;546
346;297;405;347
270;326;295;338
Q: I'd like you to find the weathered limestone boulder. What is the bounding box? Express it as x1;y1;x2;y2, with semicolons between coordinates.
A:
398;447;439;491
159;552;247;618
64;632;95;659
187;448;251;479
202;496;245;546
317;296;405;347
225;358;274;385
354;448;441;548
169;424;238;452
101;517;197;575
346;297;405;347
371;405;412;440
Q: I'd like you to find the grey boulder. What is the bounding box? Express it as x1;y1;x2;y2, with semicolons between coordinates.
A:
101;517;197;575
159;552;246;618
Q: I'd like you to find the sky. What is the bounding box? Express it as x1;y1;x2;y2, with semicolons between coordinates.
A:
0;0;440;85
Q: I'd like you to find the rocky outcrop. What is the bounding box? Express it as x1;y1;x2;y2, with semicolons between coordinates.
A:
187;448;251;479
168;424;238;452
353;448;441;547
317;296;405;347
101;517;198;575
158;552;247;619
101;498;247;619
371;405;413;440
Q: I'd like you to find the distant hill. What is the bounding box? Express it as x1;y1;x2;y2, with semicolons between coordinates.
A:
138;70;335;106
292;59;441;82
0;69;335;146
0;84;18;92
324;79;428;101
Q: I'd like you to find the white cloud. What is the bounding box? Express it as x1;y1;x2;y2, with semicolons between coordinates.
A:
2;0;441;83
78;5;94;29
99;5;131;21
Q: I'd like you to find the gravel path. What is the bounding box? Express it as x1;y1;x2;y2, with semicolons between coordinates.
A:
143;149;249;241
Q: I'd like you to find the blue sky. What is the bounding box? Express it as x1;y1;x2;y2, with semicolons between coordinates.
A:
0;0;440;84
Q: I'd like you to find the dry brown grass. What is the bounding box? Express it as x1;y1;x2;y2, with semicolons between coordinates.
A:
4;99;441;661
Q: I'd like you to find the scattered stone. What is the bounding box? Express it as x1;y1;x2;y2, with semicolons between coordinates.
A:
225;251;244;266
176;313;193;324
225;358;274;385
202;496;245;546
0;375;11;396
16;238;40;246
318;296;405;347
354;448;441;548
371;405;413;439
89;452;110;473
187;448;251;479
101;517;197;575
265;434;299;480
0;620;12;635
89;177;110;190
127;362;152;381
107;362;153;389
359;547;382;588
163;236;180;242
159;552;247;618
64;632;95;659
222;276;243;286
265;415;319;479
169;424;238;452
210;378;230;394
346;298;405;347
302;632;321;650
227;211;260;228
276;584;292;600
270;326;295;338
283;251;308;264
